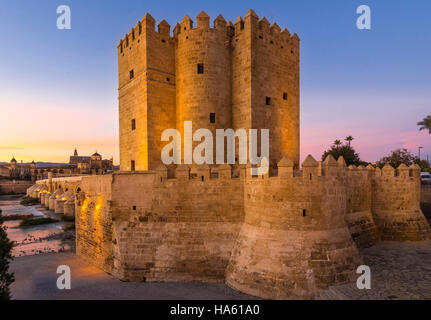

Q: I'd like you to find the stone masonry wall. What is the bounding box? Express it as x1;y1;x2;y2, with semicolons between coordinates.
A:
226;163;362;299
345;166;380;248
75;175;115;275
421;184;431;220
0;181;33;194
118;10;301;171
67;157;430;299
108;168;244;281
372;165;431;241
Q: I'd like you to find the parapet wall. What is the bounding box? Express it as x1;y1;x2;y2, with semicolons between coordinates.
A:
42;155;431;299
0;181;33;194
372;164;430;241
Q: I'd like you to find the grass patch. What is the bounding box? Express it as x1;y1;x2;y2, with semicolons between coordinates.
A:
20;196;40;206
19;217;59;227
2;214;34;221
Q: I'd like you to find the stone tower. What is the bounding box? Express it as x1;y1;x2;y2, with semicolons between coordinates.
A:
118;10;300;171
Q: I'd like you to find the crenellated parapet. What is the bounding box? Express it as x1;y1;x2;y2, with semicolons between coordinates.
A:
117;13;175;55
27;154;431;299
371;163;431;241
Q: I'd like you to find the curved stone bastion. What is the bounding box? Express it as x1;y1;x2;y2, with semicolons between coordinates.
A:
28;155;431;299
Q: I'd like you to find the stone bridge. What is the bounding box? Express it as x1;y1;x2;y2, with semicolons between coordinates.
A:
26;172;84;217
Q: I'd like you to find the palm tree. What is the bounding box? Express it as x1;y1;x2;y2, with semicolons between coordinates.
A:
345;136;354;147
333;139;342;150
418;115;431;134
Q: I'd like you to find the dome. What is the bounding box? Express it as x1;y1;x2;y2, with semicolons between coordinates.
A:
91;151;102;160
11;156;17;163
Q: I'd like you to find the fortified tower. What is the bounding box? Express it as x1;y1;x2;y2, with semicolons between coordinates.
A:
118;10;300;171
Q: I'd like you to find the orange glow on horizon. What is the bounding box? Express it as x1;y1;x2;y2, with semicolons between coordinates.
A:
0;102;119;164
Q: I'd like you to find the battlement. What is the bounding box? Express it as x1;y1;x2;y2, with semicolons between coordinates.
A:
118;10;301;171
117;10;300;53
117;13;175;54
148;155;422;188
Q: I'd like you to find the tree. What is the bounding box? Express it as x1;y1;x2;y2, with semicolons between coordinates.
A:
377;148;416;168
322;138;362;166
345;136;354;147
417;115;431;134
0;209;14;300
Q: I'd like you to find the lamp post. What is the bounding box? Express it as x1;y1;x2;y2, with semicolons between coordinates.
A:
418;146;423;160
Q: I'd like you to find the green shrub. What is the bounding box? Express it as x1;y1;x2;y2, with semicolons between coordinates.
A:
0;209;14;300
19;217;59;227
20;196;40;206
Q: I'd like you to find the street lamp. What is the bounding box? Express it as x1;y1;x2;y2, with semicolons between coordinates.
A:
418;146;423;160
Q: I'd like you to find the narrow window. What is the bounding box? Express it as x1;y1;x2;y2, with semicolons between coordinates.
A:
283;92;288;100
201;176;204;181
129;69;134;79
197;63;204;74
266;97;271;105
303;209;306;217
132;205;136;210
162;39;166;43
210;113;215;123
131;119;136;130
131;160;135;172
166;77;170;82
138;22;142;34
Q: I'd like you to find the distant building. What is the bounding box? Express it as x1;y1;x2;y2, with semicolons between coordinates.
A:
1;149;115;181
69;149;114;172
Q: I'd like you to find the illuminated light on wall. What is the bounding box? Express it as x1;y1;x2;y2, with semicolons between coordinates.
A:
93;195;104;251
81;197;90;215
62;197;67;201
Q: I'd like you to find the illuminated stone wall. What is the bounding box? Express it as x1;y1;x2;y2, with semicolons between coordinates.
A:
118;10;301;170
74;175;115;274
30;156;431;299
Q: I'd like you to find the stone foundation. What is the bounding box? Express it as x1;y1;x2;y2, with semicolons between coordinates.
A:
345;211;380;248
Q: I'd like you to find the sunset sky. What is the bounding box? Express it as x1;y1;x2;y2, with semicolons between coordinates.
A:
0;0;430;165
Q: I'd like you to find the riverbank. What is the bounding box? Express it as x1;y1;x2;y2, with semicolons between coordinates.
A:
10;252;257;300
0;195;75;257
